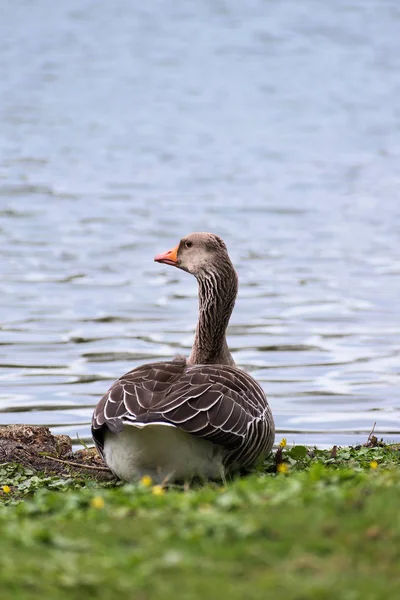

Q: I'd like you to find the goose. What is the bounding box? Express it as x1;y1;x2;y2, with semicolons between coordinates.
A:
92;232;275;482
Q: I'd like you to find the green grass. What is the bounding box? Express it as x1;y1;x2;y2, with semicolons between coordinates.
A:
1;443;400;599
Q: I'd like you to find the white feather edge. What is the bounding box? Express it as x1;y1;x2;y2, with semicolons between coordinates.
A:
122;420;177;429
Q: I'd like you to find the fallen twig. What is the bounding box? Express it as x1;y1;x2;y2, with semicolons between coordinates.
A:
364;422;379;448
367;422;377;443
44;454;112;473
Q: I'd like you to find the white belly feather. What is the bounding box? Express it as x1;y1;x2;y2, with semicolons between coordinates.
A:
103;423;225;483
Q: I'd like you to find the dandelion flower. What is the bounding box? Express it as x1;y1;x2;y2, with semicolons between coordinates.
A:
279;438;287;448
152;485;165;496
140;475;153;487
277;463;289;474
90;496;105;509
370;460;378;470
2;485;11;494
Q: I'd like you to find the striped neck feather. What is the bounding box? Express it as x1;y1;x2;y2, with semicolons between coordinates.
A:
189;261;238;366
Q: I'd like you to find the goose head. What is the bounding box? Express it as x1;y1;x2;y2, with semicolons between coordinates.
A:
154;232;230;278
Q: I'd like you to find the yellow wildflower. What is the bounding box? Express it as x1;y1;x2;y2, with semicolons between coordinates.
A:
140;475;153;487
2;485;11;494
277;463;289;474
279;438;287;448
370;460;378;470
152;485;165;496
90;496;105;509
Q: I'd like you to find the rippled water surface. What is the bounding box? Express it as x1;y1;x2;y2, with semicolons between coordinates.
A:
1;0;400;448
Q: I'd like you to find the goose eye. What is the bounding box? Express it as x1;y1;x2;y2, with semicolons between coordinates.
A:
185;241;193;249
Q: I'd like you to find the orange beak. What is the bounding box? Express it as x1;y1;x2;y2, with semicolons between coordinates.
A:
154;243;179;266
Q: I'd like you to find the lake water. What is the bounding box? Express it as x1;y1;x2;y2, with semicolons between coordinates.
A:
1;0;399;449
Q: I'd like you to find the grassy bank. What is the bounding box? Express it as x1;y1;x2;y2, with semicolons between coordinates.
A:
1;443;400;599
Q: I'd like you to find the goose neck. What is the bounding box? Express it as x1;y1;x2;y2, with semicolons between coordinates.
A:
189;265;238;366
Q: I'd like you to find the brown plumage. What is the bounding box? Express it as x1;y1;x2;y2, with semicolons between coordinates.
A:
92;233;275;482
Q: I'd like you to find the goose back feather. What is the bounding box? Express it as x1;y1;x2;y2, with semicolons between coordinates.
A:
92;356;274;474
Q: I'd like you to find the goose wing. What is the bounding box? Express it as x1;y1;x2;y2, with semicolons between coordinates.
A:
92;357;274;469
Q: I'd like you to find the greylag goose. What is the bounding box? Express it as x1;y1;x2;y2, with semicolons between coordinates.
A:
92;233;275;482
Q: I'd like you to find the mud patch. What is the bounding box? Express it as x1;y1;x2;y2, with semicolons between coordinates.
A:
0;425;113;481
